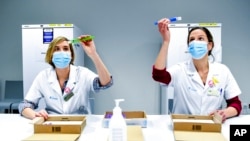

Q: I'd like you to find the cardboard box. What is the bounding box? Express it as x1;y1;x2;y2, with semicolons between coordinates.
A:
102;111;147;128
23;115;86;141
171;113;227;141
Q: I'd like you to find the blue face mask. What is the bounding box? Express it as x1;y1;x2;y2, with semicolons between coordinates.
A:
52;51;71;69
188;41;208;60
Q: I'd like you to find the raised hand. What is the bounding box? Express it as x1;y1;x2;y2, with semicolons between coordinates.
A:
157;18;171;42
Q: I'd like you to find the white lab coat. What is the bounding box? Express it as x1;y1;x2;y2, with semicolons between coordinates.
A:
25;65;98;114
167;60;241;115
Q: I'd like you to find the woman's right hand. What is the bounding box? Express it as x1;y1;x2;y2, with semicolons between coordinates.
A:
34;109;49;119
157;18;171;42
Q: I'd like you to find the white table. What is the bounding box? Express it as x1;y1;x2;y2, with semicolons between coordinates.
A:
0;114;249;141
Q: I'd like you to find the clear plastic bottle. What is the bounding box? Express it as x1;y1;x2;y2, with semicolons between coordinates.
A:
108;99;127;141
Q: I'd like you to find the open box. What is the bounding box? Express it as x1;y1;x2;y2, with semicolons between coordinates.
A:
23;115;86;141
102;111;147;128
171;113;227;141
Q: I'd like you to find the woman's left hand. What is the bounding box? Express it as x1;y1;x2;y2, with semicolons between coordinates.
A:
209;110;227;123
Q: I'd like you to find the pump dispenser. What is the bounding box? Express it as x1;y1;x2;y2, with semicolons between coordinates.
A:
108;99;127;141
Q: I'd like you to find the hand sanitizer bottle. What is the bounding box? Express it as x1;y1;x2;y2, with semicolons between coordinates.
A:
109;99;127;141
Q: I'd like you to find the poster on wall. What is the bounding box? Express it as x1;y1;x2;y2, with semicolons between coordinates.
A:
43;28;53;44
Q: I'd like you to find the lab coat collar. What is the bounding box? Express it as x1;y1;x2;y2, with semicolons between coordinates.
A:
47;67;61;94
68;65;78;83
186;60;211;88
65;65;78;90
62;65;78;95
47;65;78;95
186;60;197;76
204;62;220;90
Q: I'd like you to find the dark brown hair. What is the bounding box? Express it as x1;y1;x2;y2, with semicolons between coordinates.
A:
187;27;214;56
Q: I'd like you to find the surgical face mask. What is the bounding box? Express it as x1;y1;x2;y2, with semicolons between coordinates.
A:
188;41;208;60
52;51;71;69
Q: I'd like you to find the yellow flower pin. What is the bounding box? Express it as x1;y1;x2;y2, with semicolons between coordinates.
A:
212;77;219;84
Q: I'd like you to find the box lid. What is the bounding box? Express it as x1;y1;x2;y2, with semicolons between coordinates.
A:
107;126;144;141
22;134;80;141
174;131;227;141
127;126;144;141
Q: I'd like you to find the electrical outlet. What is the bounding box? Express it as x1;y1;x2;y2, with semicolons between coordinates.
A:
243;103;247;109
242;103;248;115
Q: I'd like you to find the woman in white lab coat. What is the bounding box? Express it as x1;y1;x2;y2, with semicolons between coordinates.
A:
152;18;242;122
19;35;113;120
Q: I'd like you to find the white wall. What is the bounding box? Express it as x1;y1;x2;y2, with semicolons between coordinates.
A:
0;0;249;114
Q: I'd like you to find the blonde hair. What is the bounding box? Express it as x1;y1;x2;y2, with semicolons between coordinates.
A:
45;36;75;68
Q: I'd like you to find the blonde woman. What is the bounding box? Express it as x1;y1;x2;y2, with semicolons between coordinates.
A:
19;35;113;119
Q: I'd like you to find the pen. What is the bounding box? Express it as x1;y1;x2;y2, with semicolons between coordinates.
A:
154;16;182;25
69;35;95;44
220;88;223;95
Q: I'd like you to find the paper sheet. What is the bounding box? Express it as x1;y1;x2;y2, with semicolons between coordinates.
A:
42;121;82;125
